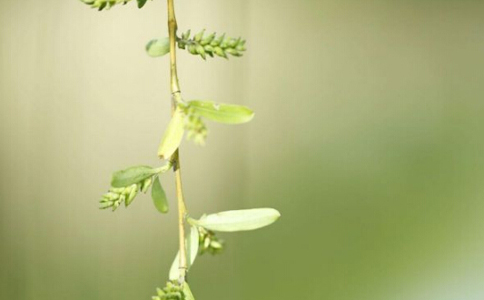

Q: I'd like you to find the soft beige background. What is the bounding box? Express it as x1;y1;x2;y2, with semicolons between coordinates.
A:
1;0;484;299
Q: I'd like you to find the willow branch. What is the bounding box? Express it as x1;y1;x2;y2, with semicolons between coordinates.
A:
167;0;188;283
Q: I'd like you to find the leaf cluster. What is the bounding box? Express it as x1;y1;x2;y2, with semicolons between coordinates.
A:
158;100;254;159
168;209;280;281
100;165;170;212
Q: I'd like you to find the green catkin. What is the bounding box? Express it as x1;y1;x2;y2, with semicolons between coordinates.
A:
81;0;149;10
177;30;247;60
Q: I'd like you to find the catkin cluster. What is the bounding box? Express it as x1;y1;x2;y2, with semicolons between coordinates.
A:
177;30;247;60
100;176;154;210
183;106;208;145
198;227;224;255
81;0;149;10
81;0;129;10
152;282;186;300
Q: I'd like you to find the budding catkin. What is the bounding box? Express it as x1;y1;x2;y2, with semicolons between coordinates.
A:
81;0;140;11
177;30;246;60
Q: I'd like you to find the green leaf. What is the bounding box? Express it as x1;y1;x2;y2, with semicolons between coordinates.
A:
151;177;168;213
188;226;200;269
111;165;157;188
192;208;280;232
158;108;185;160
188;100;254;124
146;38;170;58
168;252;180;281
168;253;181;281
182;283;195;300
169;226;200;280
137;0;148;8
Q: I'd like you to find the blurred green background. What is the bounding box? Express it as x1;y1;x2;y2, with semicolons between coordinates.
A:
1;0;484;299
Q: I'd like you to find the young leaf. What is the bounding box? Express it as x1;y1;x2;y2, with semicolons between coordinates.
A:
192;208;280;232
111;165;157;188
188;226;200;269
168;252;180;281
169;226;200;280
158;108;185;160
146;38;170;58
188;100;254;124
182;283;195;300
151;176;168;213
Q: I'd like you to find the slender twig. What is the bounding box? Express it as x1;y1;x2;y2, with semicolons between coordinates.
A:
166;0;188;283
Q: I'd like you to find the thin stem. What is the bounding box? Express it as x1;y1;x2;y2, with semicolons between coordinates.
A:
167;0;180;95
167;0;188;283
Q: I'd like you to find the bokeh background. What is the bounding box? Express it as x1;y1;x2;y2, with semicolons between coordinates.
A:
1;0;484;299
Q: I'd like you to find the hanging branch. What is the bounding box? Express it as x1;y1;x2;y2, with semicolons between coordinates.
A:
81;0;281;298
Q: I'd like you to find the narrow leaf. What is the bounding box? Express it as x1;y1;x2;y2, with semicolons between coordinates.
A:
168;252;180;281
182;283;195;300
169;226;200;280
111;165;157;188
188;226;200;269
146;37;170;58
151;177;168;213
188;100;254;124
158;108;185;160
193;208;280;232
